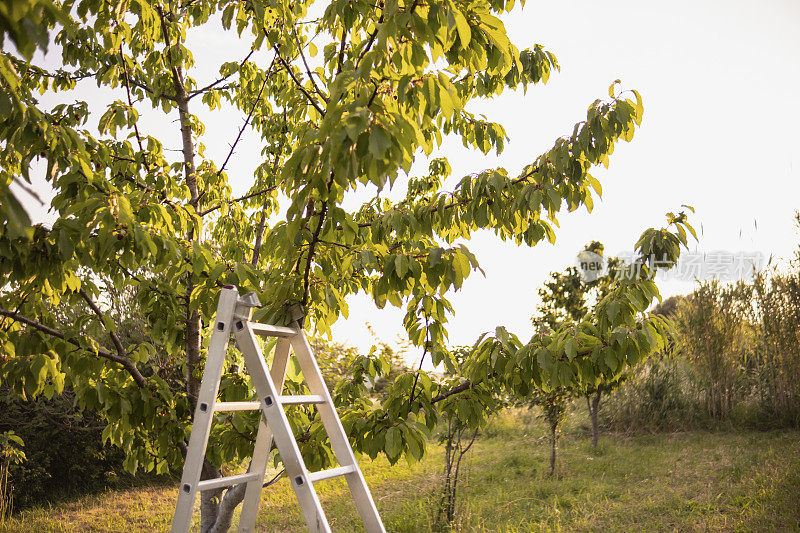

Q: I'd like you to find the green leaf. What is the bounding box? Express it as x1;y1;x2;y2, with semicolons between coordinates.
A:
586;174;602;196
1;189;32;239
452;9;471;48
395;255;408;278
385;427;402;459
564;338;577;360
607;302;620;324
369;126;391;159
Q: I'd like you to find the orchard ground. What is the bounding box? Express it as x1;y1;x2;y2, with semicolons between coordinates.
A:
4;407;799;532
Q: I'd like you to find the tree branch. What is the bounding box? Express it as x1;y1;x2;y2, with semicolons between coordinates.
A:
214;55;277;180
0;307;147;388
301;199;329;308
199;185;278;217
293;28;328;104
317;239;351;250
336;28;348;75
124;72;177;102
263;468;285;488
188;49;255;100
274;46;326;116
408;313;430;406
431;379;480;404
78;287;127;356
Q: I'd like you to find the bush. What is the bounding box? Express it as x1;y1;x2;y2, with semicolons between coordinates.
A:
0;387;129;511
600;353;695;432
602;211;800;435
0;430;25;523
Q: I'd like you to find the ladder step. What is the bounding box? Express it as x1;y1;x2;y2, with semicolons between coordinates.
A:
195;471;261;491
279;394;325;405
214;401;261;412
248;322;297;338
306;465;356;484
211;396;325;413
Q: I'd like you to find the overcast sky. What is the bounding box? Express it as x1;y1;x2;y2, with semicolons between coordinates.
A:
16;0;800;360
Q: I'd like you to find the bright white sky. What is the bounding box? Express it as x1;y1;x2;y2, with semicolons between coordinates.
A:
16;0;800;361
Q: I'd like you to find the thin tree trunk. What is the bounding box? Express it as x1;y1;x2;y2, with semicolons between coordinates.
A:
549;425;556;477
590;390;601;448
451;427;477;524
179;87;202;407
438;419;454;527
159;7;217;529
251;208;267;267
158;2;203;408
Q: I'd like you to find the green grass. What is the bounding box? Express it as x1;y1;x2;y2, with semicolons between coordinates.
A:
4;409;799;532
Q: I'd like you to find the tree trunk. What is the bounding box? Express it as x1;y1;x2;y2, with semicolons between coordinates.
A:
179;87;202;407
171;33;215;532
437;420;455;527
590;390;601;448
195;458;249;533
159;3;203;409
199;488;223;532
549;425;556;477
208;483;248;533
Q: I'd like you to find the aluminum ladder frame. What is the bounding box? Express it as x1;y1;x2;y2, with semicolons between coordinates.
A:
171;287;385;532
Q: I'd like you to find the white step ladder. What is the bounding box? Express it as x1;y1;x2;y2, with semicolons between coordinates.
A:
171;287;385;533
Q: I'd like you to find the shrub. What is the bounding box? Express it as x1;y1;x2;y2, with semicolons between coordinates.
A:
0;430;25;523
600;353;693;432
0;387;128;510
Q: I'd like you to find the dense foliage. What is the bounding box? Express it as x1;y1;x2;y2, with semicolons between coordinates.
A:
0;388;132;511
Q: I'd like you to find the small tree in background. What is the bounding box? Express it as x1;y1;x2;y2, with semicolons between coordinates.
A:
435;409;479;529
363;326;412;397
528;387;569;476
533;241;625;447
469;212;696;474
434;347;501;529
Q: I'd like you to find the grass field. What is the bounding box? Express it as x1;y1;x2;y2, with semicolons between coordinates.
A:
4;409;799;532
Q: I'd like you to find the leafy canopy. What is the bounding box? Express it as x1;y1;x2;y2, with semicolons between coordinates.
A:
0;0;657;481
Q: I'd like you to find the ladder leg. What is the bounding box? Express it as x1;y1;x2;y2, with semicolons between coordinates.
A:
172;288;240;533
237;338;291;533
234;323;332;533
290;332;386;533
